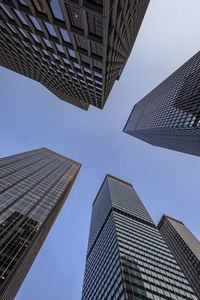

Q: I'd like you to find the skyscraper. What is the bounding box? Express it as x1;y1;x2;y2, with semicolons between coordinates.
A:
124;51;200;156
82;175;197;299
0;148;81;300
158;215;200;299
0;0;149;110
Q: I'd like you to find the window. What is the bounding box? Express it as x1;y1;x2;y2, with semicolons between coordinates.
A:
14;9;28;24
81;54;90;64
67;4;83;29
29;16;42;30
56;44;64;53
50;0;64;20
69;49;76;58
91;41;103;56
60;28;71;43
0;4;13;19
44;22;56;37
93;59;102;69
75;35;87;50
87;12;103;37
43;38;52;48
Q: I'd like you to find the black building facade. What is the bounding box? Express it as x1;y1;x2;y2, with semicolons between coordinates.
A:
158;215;200;299
0;0;149;110
124;51;200;156
0;148;81;300
82;175;197;299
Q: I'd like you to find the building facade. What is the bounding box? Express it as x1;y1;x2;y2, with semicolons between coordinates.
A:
82;175;197;299
0;0;149;110
158;215;200;299
124;51;200;156
0;148;81;300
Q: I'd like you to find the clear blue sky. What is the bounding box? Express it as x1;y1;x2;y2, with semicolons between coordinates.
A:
1;1;200;299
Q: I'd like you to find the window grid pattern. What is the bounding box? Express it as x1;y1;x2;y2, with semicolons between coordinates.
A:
82;175;197;299
87;178;112;255
105;0;150;103
0;0;149;110
115;212;197;300
82;214;124;300
124;51;200;156
158;215;200;299
0;148;81;299
108;176;153;224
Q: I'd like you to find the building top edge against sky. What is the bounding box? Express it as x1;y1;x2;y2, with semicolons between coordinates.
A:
158;214;200;259
0;147;82;167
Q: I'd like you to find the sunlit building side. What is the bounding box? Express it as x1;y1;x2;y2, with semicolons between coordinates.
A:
158;215;200;299
0;148;81;300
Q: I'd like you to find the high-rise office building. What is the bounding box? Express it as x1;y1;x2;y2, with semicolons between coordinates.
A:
0;148;81;300
124;51;200;156
82;175;197;299
0;0;149;110
158;215;200;299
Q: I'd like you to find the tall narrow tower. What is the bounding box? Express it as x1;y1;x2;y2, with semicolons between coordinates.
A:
82;175;197;299
0;0;149;110
0;148;81;300
158;215;200;299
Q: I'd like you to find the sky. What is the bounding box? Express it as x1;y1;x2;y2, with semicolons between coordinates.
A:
1;0;200;299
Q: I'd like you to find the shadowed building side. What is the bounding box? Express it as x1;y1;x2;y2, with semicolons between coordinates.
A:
0;0;149;110
124;51;200;156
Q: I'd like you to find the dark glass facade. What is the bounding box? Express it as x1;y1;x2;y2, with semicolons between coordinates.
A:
0;0;149;110
124;51;200;156
82;175;197;299
158;215;200;299
0;148;81;300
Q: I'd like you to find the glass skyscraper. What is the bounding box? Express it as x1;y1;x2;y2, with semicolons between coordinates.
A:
82;175;198;299
0;0;149;110
158;215;200;299
124;51;200;156
0;148;81;300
